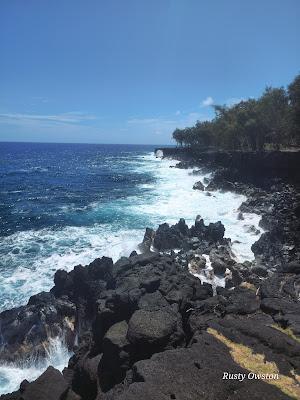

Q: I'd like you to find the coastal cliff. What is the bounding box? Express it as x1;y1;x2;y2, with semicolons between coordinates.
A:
155;147;300;182
1;151;300;400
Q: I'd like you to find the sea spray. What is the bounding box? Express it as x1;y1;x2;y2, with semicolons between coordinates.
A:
0;152;262;312
0;146;264;394
0;335;71;395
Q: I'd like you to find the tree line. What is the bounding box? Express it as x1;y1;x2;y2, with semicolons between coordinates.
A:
172;74;300;151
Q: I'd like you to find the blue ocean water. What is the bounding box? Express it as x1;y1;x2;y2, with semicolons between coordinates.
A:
0;142;262;314
0;141;263;394
0;142;158;310
0;142;157;237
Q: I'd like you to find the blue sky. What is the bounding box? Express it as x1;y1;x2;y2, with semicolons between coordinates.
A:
0;0;300;145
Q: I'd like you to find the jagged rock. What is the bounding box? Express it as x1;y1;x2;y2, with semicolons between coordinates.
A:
207;222;225;242
0;296;76;362
138;291;169;311
1;166;300;400
141;227;155;251
250;264;268;277
22;367;68;400
237;211;244;220
153;223;183;250
103;330;292;400
130;252;159;267
226;288;260;314
193;181;205;190
69;353;101;400
188;254;207;274
280;262;300;274
210;246;234;275
99;321;130;391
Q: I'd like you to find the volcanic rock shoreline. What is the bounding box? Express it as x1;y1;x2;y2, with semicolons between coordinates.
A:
1;149;300;400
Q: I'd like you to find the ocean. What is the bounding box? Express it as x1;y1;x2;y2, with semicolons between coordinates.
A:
0;142;262;394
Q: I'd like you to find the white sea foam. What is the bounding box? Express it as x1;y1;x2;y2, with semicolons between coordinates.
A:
0;153;262;312
189;254;226;295
130;154;262;261
0;225;142;311
0;336;71;395
0;151;263;395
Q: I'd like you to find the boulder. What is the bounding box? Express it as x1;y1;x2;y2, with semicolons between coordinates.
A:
192;181;205;191
71;353;101;400
207;222;225;242
99;321;130;391
153;223;183;250
103;330;292;400
280;262;300;274
22;367;68;400
210;246;234;275
126;308;181;359
0;297;76;362
226;289;260;314
141;227;155;251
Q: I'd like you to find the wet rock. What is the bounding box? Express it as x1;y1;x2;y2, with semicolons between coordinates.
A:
246;225;261;235
210;246;234;275
0;297;76;362
192;181;205;190
141;227;155;251
237;211;244;220
188;254;207;274
207;222;225;242
22;366;68;400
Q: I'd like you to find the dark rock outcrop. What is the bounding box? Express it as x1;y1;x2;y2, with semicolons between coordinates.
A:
2;147;300;399
193;180;205;190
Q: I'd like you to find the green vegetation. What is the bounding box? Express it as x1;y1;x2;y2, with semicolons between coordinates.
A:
173;74;300;151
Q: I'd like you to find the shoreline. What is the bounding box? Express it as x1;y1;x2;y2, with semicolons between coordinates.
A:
0;152;260;313
1;150;300;399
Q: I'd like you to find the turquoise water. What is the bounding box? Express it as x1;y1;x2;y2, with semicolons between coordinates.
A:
0;142;262;313
0;142;262;395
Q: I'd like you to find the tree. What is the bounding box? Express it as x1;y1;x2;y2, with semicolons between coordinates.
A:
288;74;300;144
172;128;184;146
258;87;289;148
171;74;300;151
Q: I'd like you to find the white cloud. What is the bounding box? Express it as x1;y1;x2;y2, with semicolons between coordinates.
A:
175;110;181;116
201;96;214;107
0;112;97;125
127;117;176;126
125;111;210;140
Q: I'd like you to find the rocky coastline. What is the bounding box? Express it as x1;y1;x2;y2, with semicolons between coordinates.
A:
1;149;300;400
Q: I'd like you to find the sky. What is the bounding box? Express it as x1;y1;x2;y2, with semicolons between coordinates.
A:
0;0;300;145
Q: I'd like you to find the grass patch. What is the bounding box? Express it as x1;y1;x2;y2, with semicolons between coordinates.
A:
270;324;300;344
207;327;300;399
239;282;257;292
